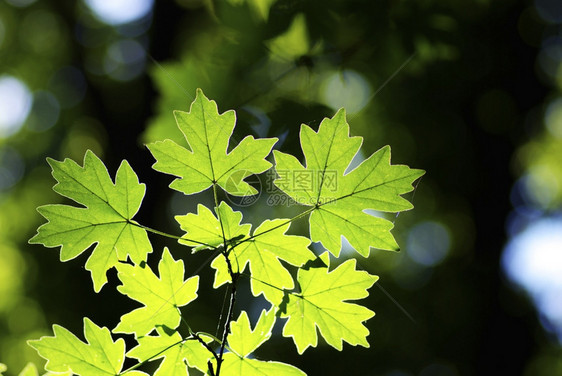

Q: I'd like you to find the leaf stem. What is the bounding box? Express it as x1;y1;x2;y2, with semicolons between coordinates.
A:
240;272;285;292
231;206;315;250
133;222;217;248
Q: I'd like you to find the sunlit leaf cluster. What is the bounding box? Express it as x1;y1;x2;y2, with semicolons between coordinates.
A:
27;90;423;375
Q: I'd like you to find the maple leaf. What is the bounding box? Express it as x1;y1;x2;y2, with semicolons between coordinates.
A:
219;309;306;376
176;201;251;252
210;217;315;305
114;248;199;337
273;109;425;257
127;327;214;376
177;201;314;304
27;318;146;376
281;252;378;354
147;89;277;196
29;150;152;292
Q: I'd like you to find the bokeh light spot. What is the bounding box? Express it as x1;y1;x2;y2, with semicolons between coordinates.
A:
407;221;451;267
523;167;560;208
61;117;106;161
21;10;63;54
0;76;32;138
502;216;562;342
545;97;562;138
321;70;372;114
0;243;25;311
537;37;562;80
0;146;25;191
48;66;87;108
535;0;562;24
26;91;60;132
84;0;154;25
104;39;146;81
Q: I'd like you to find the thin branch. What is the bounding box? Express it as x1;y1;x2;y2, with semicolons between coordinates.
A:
215;284;230;338
190;332;219;360
215;247;239;376
215;279;237;375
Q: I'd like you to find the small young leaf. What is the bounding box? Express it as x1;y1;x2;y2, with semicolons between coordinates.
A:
114;248;199;336
176;201;251;251
220;309;306;376
9;362;72;376
211;218;315;305
28;318;127;375
147;89;277;196
127;327;213;375
29;150;152;292
273;109;424;257
281;252;378;354
17;364;40;376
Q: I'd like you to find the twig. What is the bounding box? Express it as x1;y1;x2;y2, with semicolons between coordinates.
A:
215;248;239;375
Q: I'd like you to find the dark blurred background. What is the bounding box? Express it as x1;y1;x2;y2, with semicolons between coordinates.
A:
1;0;562;375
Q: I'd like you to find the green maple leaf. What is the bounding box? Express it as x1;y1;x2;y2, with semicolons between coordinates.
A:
29;150;152;292
127;327;213;375
210;217;315;305
114;248;199;336
176;201;251;252
220;309;306;376
273;109;424;257
147;89;277;196
27;318;146;376
281;252;378;354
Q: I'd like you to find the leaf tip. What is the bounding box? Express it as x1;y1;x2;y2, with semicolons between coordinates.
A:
413;168;426;179
26;338;38;349
334;107;347;119
84;149;96;158
28;233;40;245
193;88;212;106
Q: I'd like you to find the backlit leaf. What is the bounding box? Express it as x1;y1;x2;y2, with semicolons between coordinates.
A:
176;201;251;252
281;252;378;354
273;109;424;256
28;318;127;375
211;218;315;305
29;150;152;292
220;309;306;376
114;248;199;336
127;327;213;376
147;89;277;196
